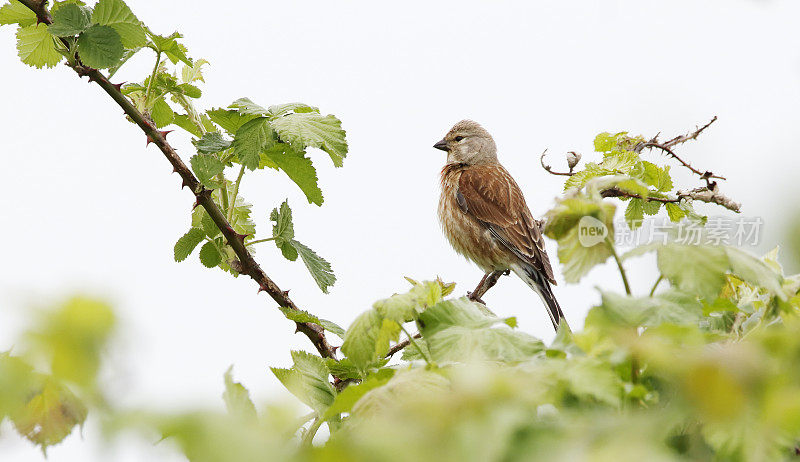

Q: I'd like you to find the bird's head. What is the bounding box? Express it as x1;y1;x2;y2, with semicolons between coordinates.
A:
433;120;498;165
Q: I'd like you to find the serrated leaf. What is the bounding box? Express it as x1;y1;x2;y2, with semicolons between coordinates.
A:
92;0;145;48
16;24;62;68
229;97;269;116
262;144;324;206
221;186;256;236
233;118;274;170
657;244;729;300
194;131;231;154
47;4;90;36
0;0;35;26
665;202;685;222
642;199;662;216
149;31;191;65
269;200;296;260
270;351;335;415
172;113;202;137
322;369;395;420
181;58;208;83
190;154;224;189
656;165;673;192
277;306;346;339
625;198;644;230
206;108;257;135
373;280;449;324
222;366;257;421
349;369;449;419
10;377;87;451
342;311;390;373
178;83;201;99
174;228;205;262
291;239;335;293
594;132;620;152
76;24;123;69
270;111;347;167
200;210;220;238
150;97;174;128
199;241;222;268
725;247;786;300
597;290;702;328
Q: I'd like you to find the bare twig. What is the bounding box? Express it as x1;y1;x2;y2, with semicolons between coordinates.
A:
540;149;574;176
601;184;741;213
639;117;725;182
20;2;337;359
386;332;420;358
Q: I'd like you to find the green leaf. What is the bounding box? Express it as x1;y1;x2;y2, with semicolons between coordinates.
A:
149;31;191;65
277;306;346;339
597;290;702;328
222;366;257;421
16;24;62;68
194;132;231;154
150;97;174;128
174;228;205;262
172;113;202;137
181;58;208;83
199;241;222;268
594;132;620;152
47;4;90;36
642;199;662;216
269;200;296;261
200;210;220;238
232;117;274;170
665;202;686;222
229;97;269;116
322;369;395;420
0;0;35;27
270;110;348;167
657;244;729;300
349;369;449;419
206;108;257;135
220;185;256;236
725;247;786;300
373;280;449;324
262;144;324;206
76;24;123;69
190;154;224;189
91;0;146;48
268;103;318;117
342;310;391;373
625;198;644;230
178;83;201;99
291;239;336;293
270;351;335;415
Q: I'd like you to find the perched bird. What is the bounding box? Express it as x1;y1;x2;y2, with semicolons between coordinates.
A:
434;120;567;331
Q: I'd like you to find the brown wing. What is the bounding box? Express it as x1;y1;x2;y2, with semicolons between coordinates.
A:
458;164;556;284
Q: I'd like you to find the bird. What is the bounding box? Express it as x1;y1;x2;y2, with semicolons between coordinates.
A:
434;120;567;331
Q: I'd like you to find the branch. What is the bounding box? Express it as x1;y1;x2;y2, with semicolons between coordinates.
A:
601;185;741;213
20;3;337;359
639;117;726;182
386;332;420;358
540;149;575;176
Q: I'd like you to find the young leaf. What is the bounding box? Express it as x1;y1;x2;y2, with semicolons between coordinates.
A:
657;244;729;301
232;117;274;170
10;377;88;452
277;306;346;339
625;198;644;230
16;24;62;68
270;351;335;415
76;24;124;69
724;247;786;300
190;154;224;189
642;199;661;216
206;108;257;135
262;145;324;206
0;0;36;27
222;366;257;421
597;290;702;328
150;97;174;128
181;58;208;83
665;202;685;222
270;111;348;167
201;210;220;238
322;369;395;420
47;4;91;36
194;132;232;154
341;310;388;373
291;239;336;293
229;97;269;116
199;241;222;268
149;31;191;65
91;0;146;48
174;228;205;262
269;200;297;261
594;132;620;152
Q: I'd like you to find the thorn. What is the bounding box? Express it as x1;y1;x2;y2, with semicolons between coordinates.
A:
331;346;339;354
111;81;125;92
283;290;290;298
180;178;189;189
192;198;201;210
146;135;154;146
87;74;97;83
257;286;265;294
159;130;173;140
295;325;301;334
233;232;248;243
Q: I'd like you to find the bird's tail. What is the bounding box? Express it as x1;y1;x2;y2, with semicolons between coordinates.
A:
511;263;568;332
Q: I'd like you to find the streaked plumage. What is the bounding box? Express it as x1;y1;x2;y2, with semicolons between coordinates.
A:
435;120;566;331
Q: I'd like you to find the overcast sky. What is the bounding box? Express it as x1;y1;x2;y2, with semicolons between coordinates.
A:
2;0;800;460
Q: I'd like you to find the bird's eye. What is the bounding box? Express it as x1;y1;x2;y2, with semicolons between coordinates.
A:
454;136;464;142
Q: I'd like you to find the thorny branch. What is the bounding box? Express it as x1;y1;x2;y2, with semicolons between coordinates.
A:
541;117;741;213
20;2;337;359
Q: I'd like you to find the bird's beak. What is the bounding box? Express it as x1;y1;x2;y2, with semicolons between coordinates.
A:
433;139;449;152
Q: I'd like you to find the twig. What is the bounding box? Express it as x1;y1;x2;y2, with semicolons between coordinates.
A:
19;2;337;359
540;149;574;176
601;185;741;213
639;117;725;182
386;332;420;358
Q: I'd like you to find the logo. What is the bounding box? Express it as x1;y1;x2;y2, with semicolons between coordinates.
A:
578;216;608;247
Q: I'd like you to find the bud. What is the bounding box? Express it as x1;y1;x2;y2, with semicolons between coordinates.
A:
566;151;581;170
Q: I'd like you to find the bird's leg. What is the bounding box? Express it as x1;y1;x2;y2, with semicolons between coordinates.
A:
467;270;506;304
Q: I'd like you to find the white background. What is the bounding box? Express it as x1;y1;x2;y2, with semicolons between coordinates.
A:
1;0;799;460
